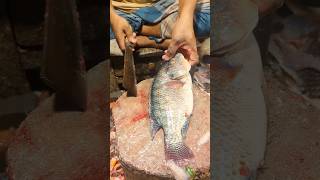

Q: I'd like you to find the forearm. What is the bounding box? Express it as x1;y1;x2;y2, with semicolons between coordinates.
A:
178;0;197;24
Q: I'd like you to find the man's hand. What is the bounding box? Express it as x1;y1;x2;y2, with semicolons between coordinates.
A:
110;8;136;51
162;0;199;65
162;18;198;65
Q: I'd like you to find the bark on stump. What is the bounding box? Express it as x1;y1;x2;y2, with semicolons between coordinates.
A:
111;79;210;180
6;61;108;180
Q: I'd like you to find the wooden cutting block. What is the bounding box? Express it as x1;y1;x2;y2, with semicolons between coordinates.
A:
111;79;210;180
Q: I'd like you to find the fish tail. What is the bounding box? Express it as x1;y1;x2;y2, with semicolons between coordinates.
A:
164;141;194;165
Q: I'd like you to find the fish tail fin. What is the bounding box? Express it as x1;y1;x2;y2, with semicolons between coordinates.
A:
165;141;194;165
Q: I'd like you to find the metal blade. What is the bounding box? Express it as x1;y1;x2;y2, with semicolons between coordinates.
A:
123;38;137;97
44;0;87;111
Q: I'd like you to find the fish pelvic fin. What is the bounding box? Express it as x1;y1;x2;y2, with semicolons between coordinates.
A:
165;141;194;166
181;119;190;140
150;118;161;140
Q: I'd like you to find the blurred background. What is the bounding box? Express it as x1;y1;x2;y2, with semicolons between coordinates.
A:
0;0;320;179
0;0;106;179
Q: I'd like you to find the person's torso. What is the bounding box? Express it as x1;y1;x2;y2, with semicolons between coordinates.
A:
112;0;159;12
112;0;210;12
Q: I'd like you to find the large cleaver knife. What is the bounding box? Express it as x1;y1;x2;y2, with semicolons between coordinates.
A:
123;38;137;97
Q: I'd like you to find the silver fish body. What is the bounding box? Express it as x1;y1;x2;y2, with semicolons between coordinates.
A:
210;35;267;180
150;53;194;164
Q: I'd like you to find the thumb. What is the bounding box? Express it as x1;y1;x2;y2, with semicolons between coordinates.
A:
123;26;135;43
115;34;126;51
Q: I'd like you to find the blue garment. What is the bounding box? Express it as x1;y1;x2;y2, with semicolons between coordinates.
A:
110;10;143;39
194;8;210;38
133;0;176;23
110;0;210;40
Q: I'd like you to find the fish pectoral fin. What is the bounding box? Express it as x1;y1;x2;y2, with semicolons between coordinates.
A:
150;118;161;140
181;119;190;140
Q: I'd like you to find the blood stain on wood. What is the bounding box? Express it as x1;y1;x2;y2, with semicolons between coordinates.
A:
132;112;148;122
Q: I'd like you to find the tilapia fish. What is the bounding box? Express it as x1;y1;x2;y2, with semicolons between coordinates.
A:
150;53;194;165
209;36;267;180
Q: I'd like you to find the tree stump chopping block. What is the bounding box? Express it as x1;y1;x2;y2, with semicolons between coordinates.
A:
111;79;210;180
6;61;108;180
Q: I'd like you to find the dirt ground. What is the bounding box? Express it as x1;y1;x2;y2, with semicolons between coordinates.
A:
257;61;320;180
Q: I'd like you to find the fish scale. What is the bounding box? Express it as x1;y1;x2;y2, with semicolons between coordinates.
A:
213;85;246;179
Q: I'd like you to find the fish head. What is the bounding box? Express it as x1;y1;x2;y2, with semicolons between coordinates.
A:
166;53;191;80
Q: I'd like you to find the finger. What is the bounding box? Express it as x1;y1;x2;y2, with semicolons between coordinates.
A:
124;26;134;41
189;48;199;66
177;46;198;65
162;50;171;61
129;32;137;44
163;40;181;60
129;33;137;51
124;28;137;51
177;47;190;59
124;37;135;52
189;55;199;66
115;33;126;51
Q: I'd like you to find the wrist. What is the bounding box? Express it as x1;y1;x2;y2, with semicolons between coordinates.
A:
176;16;194;29
178;14;194;25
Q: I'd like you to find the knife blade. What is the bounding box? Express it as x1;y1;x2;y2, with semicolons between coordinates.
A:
123;38;137;97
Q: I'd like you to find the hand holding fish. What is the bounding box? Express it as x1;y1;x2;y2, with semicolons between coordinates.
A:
162;0;199;65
